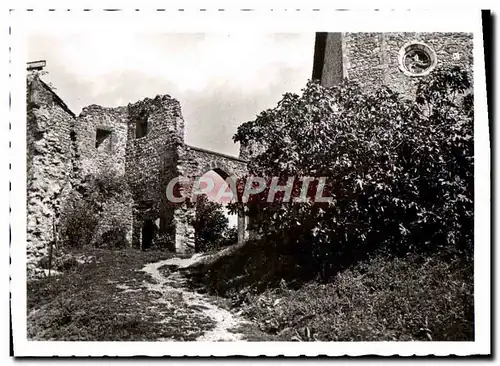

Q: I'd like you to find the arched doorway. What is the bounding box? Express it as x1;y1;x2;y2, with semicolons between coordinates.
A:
193;169;239;252
172;147;249;253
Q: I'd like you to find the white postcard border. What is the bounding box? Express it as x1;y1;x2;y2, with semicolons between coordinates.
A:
9;7;490;357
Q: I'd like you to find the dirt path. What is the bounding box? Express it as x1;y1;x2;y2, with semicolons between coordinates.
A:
141;254;250;341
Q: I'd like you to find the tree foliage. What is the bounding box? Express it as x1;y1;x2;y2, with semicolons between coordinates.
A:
60;170;132;249
194;194;235;252
232;65;473;278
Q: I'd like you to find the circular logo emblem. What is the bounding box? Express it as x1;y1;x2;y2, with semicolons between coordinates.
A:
398;42;437;77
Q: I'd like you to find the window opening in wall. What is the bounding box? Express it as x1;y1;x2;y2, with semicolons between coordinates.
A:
95;128;113;152
398;42;437;77
135;112;148;139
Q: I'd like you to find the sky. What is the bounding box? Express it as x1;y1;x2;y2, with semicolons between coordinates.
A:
27;32;315;157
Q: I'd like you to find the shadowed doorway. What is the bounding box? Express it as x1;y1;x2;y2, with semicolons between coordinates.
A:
142;219;156;250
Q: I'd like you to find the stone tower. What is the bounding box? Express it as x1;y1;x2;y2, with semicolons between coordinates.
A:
312;32;473;93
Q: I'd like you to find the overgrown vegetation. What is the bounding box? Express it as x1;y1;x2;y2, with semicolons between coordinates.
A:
187;65;474;341
193;194;238;252
240;250;473;341
60;169;132;250
230;65;473;278
29;66;475;342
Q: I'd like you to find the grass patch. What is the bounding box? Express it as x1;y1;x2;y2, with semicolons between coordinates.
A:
185;240;300;296
27;249;216;341
236;251;474;341
185;243;473;341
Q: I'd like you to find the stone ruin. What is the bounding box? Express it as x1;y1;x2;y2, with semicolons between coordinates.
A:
26;32;473;275
26;68;248;275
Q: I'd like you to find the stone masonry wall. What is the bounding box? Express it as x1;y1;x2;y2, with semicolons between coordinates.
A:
26;74;76;271
27;75;135;271
126;95;185;251
75;104;133;246
26;71;249;270
343;32;473;94
383;33;473;94
181;145;249;247
184;145;247;180
343;33;385;90
76;105;129;177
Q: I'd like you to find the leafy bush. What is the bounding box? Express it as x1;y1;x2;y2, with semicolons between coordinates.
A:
38;253;80;272
219;226;239;248
60;170;132;250
98;226;129;250
232;65;473;279
79;169;131;210
193;194;232;252
60;199;99;249
240;251;473;341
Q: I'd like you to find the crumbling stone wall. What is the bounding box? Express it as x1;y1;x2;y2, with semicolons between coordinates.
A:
76;105;129;177
26;74;136;272
75;104;133;247
125;95;185;251
26;74;248;262
26;71;251;270
26;74;76;271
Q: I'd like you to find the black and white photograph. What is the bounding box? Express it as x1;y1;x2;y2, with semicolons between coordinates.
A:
8;7;491;357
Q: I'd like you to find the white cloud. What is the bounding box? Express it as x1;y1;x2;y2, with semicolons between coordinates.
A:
29;32;313;93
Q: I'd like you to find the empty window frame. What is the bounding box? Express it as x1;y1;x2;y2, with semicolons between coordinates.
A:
95;128;113;152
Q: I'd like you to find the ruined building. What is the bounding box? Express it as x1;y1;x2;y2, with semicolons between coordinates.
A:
26;70;248;273
26;32;472;274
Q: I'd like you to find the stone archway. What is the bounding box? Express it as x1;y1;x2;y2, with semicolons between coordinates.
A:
195;165;246;247
171;145;248;252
